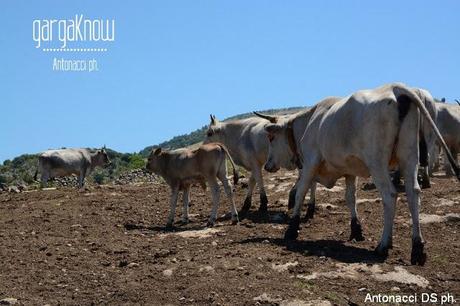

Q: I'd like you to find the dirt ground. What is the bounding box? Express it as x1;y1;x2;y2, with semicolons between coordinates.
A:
0;169;459;305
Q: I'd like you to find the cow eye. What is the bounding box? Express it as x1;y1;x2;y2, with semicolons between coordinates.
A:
268;133;275;142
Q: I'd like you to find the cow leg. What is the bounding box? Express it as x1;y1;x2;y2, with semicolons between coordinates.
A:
370;167;397;258
40;171;49;188
78;169;86;189
207;178;220;227
285;155;319;240
239;174;256;219
219;173;239;225
290;181;316;219
288;185;297;210
419;167;430;189
444;147;456;176
181;186;190;224
166;186;179;229
401;161;426;265
253;166;268;213
428;143;440;176
78;172;85;188
305;182;317;220
345;175;364;241
288;174;300;210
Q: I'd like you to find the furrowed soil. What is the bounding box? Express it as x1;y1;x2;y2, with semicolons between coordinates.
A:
0;170;459;305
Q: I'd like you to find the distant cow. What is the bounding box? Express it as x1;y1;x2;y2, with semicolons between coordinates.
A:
34;148;110;188
429;102;460;176
266;83;459;265
204;115;271;218
145;143;239;228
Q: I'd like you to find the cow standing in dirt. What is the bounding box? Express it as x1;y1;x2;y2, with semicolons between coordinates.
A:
145;143;239;228
34;148;110;188
204;115;272;218
265;83;459;265
253;98;341;219
429;102;460;176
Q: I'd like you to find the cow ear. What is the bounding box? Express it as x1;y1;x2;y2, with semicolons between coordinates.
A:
265;124;282;134
154;148;162;155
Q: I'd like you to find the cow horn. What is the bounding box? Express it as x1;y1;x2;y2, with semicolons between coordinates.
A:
455;99;460;106
253;111;277;123
210;114;216;125
153;147;162;155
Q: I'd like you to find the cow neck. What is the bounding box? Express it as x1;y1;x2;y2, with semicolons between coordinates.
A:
286;120;302;169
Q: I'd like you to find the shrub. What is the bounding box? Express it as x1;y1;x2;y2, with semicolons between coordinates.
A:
128;154;145;169
93;171;105;185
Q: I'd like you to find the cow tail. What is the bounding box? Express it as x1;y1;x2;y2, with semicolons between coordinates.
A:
218;144;239;185
393;84;460;181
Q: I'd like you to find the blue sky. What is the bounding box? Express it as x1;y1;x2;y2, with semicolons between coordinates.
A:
0;1;459;162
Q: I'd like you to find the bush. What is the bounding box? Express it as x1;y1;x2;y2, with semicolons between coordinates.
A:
128;154;145;169
93;171;105;185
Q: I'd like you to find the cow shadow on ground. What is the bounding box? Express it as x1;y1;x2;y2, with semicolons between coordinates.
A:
239;210;290;224
238;237;385;264
123;222;207;233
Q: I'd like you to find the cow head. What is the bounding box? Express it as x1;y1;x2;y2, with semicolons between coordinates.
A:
94;148;111;167
254;112;299;172
204;114;224;144
146;148;163;173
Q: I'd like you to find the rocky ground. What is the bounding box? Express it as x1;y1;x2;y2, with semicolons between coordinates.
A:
0;169;459;305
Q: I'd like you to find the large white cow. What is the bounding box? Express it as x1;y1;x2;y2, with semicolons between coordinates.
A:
264;83;459;265
35;148;110;188
145;143;239;228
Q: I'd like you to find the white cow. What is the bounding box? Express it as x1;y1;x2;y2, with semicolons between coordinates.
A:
265;83;458;265
204;115;272;219
253;97;342;220
429;102;460;176
35;148;110;188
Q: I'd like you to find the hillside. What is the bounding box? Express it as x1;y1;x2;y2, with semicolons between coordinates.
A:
0;106;304;187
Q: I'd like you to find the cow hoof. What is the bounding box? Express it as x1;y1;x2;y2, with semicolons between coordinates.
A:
304;202;315;220
260;193;268;211
420;181;431;189
349;218;365;241
284;216;300;241
239;198;252;219
411;238;426;266
206;221;215;228
374;244;390;258
238;209;249;220
180;219;189;225
284;226;299;241
164;224;174;232
231;219;239;225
